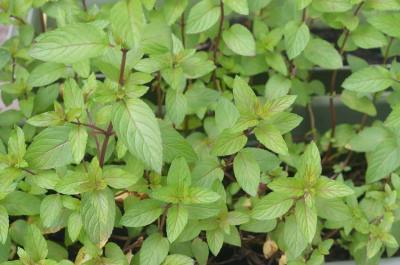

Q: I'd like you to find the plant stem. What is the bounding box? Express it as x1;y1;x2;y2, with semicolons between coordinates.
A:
86;110;102;159
98;48;127;167
39;9;46;32
81;0;88;12
180;13;186;47
212;0;224;90
11;57;16;83
307;103;317;140
155;72;163;118
71;121;108;134
325;2;364;155
10;15;26;25
159;204;171;234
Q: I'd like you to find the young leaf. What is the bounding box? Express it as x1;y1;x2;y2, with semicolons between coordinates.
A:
284;215;308;258
297;142;321;186
233;149;260;196
252;192;294;220
167;157;191;192
67;212;82;242
233;76;257;114
30;23;108;64
295;200;317;243
211;129;247;156
166;204;189;243
69;126;88;164
206;229;224;256
342;66;393;93
191;238;209;265
254;124;288;155
23;225;48;262
80;188;115;246
222;24;256;56
315;177;354;199
140;233;170;265
112;98;163;173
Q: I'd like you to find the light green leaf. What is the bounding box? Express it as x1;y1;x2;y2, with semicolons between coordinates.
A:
25;126;73;170
366;138;400;183
112;98;163;173
206;229;224;256
284;22;310;60
162;255;194;265
163;0;188;25
233;76;257;114
110;0;145;48
233;149;260;196
40;195;63;228
27;62;66;87
8;126;26;166
0;206;8;244
184;187;221;204
295;200;317;243
342;66;393;93
140;233;170;265
2;191;41;216
341;90;377;116
69;126;87;164
67;212;82;242
191;238;209;265
120;199;164;227
215;97;240;132
252;192;294;220
284;215;307;258
223;0;248;15
103;167;139;189
80;188;115;246
304;39;343;69
315;177;354;199
24;224;48;262
166;204;189;243
368;13;400;38
211;129;247;156
166;89;187;126
30;23;108;64
222;24;256;56
312;0;353;13
297;142;321;186
254;124;288;155
167;157;191;191
351;25;388;49
186;0;221;34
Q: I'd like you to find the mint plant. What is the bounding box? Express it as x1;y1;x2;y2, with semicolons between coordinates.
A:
0;0;400;265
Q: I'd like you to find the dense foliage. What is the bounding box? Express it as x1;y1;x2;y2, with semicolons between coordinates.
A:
1;0;400;264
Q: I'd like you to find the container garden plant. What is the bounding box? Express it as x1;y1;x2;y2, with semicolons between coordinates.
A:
1;0;400;265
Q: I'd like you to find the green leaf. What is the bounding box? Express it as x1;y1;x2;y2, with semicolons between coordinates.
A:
284;215;307;258
233;76;257;114
67;212;82;242
233;149;260;196
304;39;342;69
297;142;321;185
215;97;240;132
2;191;41;216
342;66;393;93
110;0;145;48
63;79;84;114
80;188;115;246
351;25;388;49
167;157;191;191
120;199;164;227
206;229;224;256
27;62;66;87
184;187;221;204
24;224;48;262
312;0;353;13
367;238;382;259
223;0;248;15
166;90;187;126
40;195;63;228
366;138;400;183
0;206;8;244
140;233;170;265
252;192;294;220
103;167;139;189
30;23;108;64
186;0;221;34
163;0;188;25
284;22;310;60
25;126;73;170
166;204;189;243
8;127;26;166
315;177;354;199
295;200;317;243
254;124;288;155
368;13;400;38
315;198;352;222
69;126;87;164
162;255;194;265
112;99;163;173
191;238;209;265
222;24;256;56
211;129;247;156
341;90;377;116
